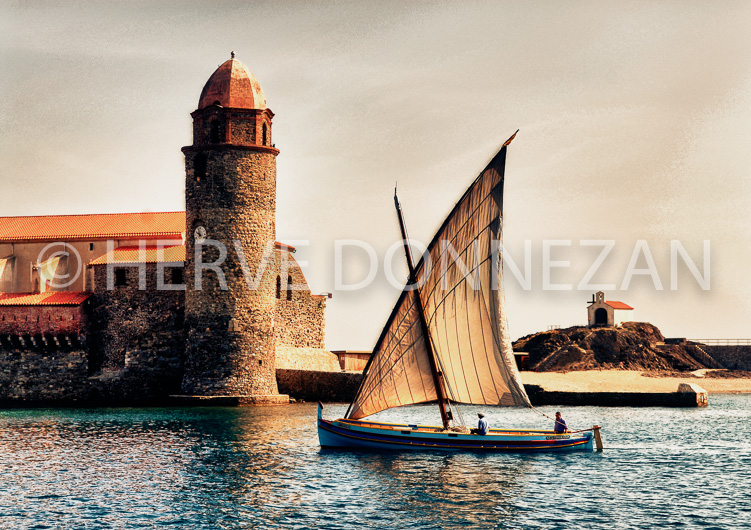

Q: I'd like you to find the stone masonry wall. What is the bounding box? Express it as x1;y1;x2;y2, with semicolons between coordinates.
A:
273;251;326;349
276;369;363;403
192;107;272;148
0;346;89;404
0;303;89;335
89;263;185;397
698;345;751;370
183;142;281;396
231;118;256;144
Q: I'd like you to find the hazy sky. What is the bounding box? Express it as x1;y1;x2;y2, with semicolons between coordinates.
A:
2;1;750;349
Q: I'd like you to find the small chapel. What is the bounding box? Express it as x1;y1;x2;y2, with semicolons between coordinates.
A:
586;291;634;327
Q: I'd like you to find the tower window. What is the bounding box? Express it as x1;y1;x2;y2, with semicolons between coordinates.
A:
170;268;184;285
195;153;207;180
262;123;268;146
286;276;293;301
89;243;94;251
210;120;221;143
276;275;281;299
115;269;127;287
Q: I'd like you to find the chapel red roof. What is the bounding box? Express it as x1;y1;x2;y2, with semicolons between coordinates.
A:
198;57;267;110
0;292;92;306
606;301;634;310
0;212;185;243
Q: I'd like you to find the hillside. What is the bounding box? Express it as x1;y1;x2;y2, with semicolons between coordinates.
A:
513;322;723;372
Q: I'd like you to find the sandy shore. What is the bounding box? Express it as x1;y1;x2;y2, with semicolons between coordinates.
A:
520;370;751;394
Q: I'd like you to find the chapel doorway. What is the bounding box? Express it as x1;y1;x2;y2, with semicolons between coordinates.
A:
594;308;608;326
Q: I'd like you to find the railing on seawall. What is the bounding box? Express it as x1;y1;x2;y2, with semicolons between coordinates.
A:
689;339;751;346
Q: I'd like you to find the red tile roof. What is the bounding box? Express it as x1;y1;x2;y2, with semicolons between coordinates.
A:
0;292;92;306
198;57;267;110
606;301;634;310
89;245;186;265
0;212;185;243
275;242;295;252
89;241;294;265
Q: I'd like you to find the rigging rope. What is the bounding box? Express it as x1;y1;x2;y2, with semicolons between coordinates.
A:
527;404;582;432
449;400;467;428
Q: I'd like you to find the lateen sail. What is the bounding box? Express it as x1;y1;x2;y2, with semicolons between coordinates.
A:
347;140;531;421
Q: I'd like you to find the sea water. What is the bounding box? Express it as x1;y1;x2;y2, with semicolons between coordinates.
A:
1;396;750;529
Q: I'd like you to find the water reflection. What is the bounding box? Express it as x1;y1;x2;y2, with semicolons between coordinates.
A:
0;398;749;529
0;408;195;527
159;406;311;526
326;451;535;527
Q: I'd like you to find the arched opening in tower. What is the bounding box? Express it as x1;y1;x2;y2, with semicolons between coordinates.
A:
194;153;206;180
210;120;221;143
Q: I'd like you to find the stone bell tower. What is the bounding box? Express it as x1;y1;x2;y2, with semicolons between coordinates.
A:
180;53;285;402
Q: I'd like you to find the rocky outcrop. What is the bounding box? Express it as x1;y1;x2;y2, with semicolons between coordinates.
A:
513;322;724;372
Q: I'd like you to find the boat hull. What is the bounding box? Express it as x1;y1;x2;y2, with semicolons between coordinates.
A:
318;417;594;452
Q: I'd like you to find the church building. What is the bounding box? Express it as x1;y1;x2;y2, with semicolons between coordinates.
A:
0;55;338;405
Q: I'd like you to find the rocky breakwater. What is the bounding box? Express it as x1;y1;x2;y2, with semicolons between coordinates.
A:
514;322;716;407
514;322;723;372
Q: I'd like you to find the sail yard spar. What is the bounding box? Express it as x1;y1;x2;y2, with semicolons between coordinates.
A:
393;190;453;429
345;131;531;425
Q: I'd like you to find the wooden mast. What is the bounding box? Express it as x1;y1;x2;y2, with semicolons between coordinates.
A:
394;190;452;430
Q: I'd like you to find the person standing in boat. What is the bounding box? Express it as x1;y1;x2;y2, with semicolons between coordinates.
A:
477;413;489;435
554;411;568;433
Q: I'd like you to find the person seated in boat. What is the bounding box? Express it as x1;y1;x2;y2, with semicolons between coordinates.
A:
554;411;568;433
471;413;489;435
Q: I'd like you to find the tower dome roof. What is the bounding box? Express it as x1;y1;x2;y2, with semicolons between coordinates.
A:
198;55;267;110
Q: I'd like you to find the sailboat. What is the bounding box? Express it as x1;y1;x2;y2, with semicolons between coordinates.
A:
318;132;602;452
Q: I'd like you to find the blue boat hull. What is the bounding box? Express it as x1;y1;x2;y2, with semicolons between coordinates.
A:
318;416;595;452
